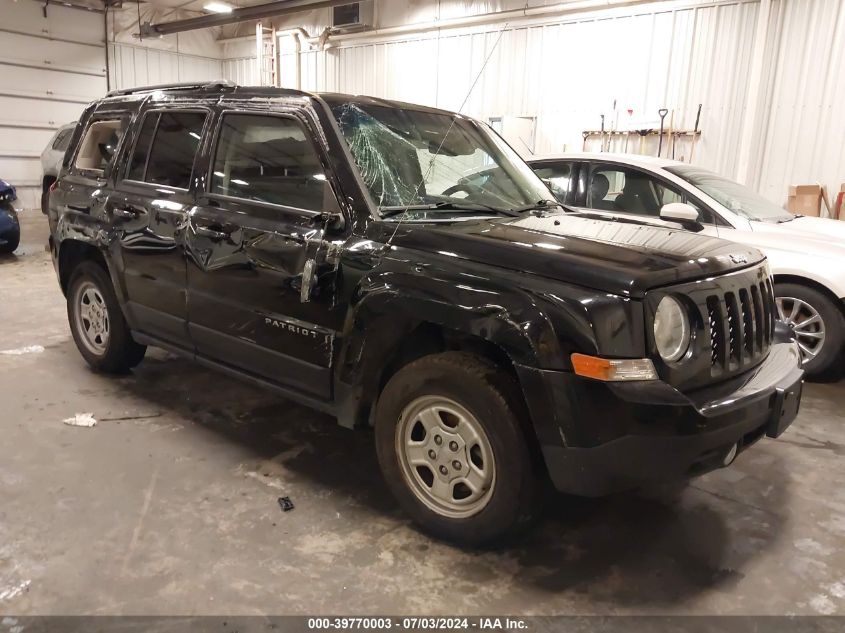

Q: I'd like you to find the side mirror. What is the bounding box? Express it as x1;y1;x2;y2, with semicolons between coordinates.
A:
660;202;702;231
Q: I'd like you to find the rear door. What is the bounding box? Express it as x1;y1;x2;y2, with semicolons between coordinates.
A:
109;108;210;348
185;108;346;399
51;111;129;237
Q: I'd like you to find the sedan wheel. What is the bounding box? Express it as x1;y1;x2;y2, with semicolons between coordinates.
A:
776;296;825;364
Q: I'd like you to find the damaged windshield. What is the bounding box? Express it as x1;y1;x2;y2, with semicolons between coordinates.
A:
328;100;553;219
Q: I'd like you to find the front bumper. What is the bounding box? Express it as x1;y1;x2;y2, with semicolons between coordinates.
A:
517;341;803;497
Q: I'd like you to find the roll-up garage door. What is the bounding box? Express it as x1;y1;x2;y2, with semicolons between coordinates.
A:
0;0;107;210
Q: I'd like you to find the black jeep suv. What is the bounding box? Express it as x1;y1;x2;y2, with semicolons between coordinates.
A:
48;82;803;544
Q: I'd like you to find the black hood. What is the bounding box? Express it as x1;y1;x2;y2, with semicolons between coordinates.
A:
386;212;765;298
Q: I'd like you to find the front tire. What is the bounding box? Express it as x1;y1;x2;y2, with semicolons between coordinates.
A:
67;261;146;373
374;352;539;545
775;282;844;377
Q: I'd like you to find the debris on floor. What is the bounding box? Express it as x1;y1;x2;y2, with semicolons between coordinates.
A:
1;345;44;356
278;496;295;512
99;412;163;422
62;412;97;428
0;579;31;602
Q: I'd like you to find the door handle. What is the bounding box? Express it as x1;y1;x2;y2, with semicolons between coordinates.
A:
194;224;231;241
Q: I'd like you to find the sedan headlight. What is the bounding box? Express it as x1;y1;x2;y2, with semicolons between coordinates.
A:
654;296;690;362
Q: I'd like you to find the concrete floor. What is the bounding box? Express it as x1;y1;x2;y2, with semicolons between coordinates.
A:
2;212;845;616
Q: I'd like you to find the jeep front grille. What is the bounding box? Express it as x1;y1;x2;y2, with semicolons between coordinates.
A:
706;278;775;374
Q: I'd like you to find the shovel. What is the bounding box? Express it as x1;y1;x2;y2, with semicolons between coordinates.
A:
657;108;669;156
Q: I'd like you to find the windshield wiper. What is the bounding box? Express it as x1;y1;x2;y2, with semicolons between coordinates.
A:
380;201;519;218
510;199;572;214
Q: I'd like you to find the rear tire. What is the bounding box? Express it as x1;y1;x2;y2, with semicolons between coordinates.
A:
775;282;844;377
374;352;539;545
41;178;55;215
67;261;146;373
0;230;19;254
0;203;19;254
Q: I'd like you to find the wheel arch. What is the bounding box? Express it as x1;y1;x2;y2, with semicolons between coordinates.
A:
57;239;109;296
772;274;845;319
334;285;557;432
42;174;57;192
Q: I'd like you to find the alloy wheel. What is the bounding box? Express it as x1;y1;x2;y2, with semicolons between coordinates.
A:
776;296;825;364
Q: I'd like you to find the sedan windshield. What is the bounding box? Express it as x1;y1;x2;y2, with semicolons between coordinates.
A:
328;100;554;219
666;165;792;222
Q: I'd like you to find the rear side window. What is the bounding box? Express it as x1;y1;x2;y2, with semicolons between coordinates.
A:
73;119;126;173
210;113;325;211
52;128;73;151
126;111;206;189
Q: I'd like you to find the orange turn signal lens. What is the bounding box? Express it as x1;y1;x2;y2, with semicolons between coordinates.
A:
571;353;657;382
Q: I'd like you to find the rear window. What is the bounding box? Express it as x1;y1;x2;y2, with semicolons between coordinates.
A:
126;111;207;189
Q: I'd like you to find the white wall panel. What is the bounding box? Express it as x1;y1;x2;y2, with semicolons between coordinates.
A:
222;57;259;86
270;1;760;174
0;0;105;210
755;0;845;207
108;44;223;91
223;0;843;207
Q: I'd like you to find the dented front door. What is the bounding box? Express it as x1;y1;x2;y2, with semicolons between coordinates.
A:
184;109;343;400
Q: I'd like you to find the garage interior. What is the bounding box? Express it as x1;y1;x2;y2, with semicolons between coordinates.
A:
2;0;845;619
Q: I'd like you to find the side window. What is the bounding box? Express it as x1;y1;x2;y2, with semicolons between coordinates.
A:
73;119;127;173
533;162;574;203
142;112;207;189
52;129;73;151
651;177;719;225
586;165;661;217
654;181;683;206
210;113;325;211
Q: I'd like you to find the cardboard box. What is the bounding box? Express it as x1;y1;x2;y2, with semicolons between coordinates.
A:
787;184;821;216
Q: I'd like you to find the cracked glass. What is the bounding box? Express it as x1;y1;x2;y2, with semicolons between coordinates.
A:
330;101;552;218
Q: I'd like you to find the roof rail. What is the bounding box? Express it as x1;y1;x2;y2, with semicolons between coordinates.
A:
106;80;238;98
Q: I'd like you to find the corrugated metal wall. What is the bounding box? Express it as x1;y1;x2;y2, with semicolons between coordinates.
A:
108;43;223;91
222;56;260;86
293;0;760;181
224;0;844;207
755;0;845;205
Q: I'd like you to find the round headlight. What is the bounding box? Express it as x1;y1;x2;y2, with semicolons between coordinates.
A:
654;296;690;362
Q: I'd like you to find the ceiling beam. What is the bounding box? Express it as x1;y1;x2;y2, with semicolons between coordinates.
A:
139;0;349;37
28;0;105;14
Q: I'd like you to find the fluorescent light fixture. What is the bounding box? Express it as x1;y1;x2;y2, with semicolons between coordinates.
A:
204;2;233;13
